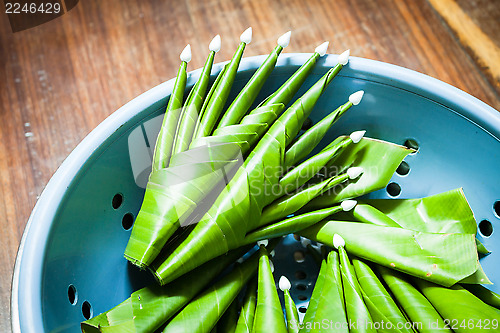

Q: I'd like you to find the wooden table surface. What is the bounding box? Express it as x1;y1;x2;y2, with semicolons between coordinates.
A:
1;0;499;331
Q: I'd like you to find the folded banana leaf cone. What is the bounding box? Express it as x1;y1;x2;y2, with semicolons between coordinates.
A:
234;277;258;333
252;247;287;333
278;275;300;333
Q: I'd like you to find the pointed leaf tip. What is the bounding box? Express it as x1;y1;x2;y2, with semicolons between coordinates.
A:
341;200;357;211
338;49;350;65
315;41;329;56
257;239;269;247
349;90;364;105
277;31;292;48
350;130;366;143
301;237;312;248
347;167;364;179
279;276;292;291
209;35;221;52
333;234;346;248
180;44;192;63
240;27;252;44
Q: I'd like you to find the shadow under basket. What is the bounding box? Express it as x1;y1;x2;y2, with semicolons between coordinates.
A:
11;54;500;332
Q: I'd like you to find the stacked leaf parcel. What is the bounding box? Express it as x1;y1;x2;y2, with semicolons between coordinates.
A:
82;30;500;333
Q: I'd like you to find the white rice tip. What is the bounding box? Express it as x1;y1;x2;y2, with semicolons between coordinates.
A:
269;260;275;273
337;49;350;65
180;44;192;63
341;200;357;212
270;249;276;257
209;35;221;53
279;276;292;291
349;90;364;105
240;27;252;44
277;31;292;48
347;167;364;180
350;130;366;143
315;41;329;57
301;237;312;248
333;234;346;249
257;239;269;247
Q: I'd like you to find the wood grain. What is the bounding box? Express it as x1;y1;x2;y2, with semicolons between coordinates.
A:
0;0;498;331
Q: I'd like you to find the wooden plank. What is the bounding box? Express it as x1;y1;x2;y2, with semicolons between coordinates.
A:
0;0;498;331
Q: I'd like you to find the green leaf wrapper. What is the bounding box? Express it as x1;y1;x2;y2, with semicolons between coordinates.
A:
377;266;451;332
217;44;284;128
125;103;284;269
300;220;481;287
252;247;287;333
283;287;300;333
305;244;324;267
301;138;413;210
338;246;376;333
195;42;246;139
153;68;341;284
153;61;187;171
352;258;413;333
308;251;348;333
299;259;326;333
173;50;216;154
285;99;352;168
259;172;351;227
162;246;259;333
414;279;500;332
234;278;258;333
244;206;342;244
217;297;240;333
81;246;249;333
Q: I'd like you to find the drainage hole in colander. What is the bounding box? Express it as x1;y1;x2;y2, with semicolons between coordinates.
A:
82;301;92;320
112;193;123;209
387;182;401;197
67;285;77;305
122;213;134;230
299;306;307;313
403;139;419;153
479;220;493;238
294;250;306;263
298;295;308;301
296;284;307;291
494;201;500;218
295;270;307;280
396;161;410;176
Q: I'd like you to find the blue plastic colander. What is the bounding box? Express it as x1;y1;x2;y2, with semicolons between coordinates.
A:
11;54;500;332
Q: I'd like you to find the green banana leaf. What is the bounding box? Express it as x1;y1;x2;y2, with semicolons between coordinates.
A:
259;172;351;227
285;99;352;168
81;246;249;333
300;220;483;287
352;258;413;333
194;40;247;139
244;206;342;244
461;284;500;309
217;297;240;333
153;68;342;284
172;49;216;155
279;136;353;195
414;278;500;332
234;278;258;333
377;266;451;332
301;138;413;210
152;60;187;170
279;276;300;333
299;259;327;333
217;43;284;128
338;245;376;333
162;246;259;333
125;103;284;269
252;247;287;333
309;251;348;333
